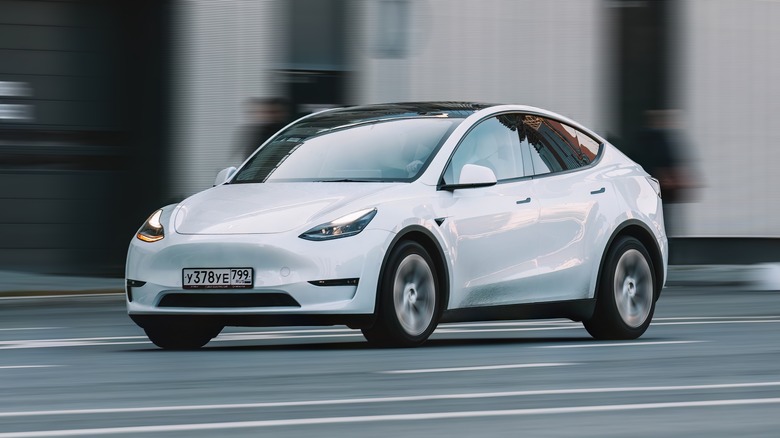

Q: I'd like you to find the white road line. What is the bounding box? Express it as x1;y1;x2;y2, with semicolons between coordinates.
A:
0;336;145;344
538;340;704;349
653;320;780;326
0;293;122;300
0;336;148;350
224;328;356;336
215;333;360;341
654;316;780;320
380;363;575;374
436;326;581;334
0;365;61;370
5;381;780;419
441;319;780;333
442;321;579;328
0;327;63;332
3;397;780;437
3;317;779;350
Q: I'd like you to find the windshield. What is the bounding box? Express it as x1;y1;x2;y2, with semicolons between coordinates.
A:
231;117;461;183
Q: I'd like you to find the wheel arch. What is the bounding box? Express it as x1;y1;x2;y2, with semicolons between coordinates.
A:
375;225;451;315
596;220;665;301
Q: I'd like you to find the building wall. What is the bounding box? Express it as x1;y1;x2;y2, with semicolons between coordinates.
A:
356;0;607;133
0;0;170;275
680;0;780;237
171;0;285;198
169;0;780;240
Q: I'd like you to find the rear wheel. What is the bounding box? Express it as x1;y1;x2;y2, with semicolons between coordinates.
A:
362;241;440;347
143;321;222;350
584;236;656;340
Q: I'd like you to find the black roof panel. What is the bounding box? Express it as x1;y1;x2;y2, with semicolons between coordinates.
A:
304;101;498;125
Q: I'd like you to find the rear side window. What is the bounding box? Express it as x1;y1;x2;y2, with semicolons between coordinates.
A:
523;115;601;176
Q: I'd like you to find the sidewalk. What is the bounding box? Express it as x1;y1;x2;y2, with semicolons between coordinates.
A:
665;263;780;289
665;263;780;290
2;264;779;299
0;271;124;298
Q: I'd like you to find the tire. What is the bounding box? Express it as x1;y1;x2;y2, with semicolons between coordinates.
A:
362;240;441;347
584;236;656;340
143;321;222;350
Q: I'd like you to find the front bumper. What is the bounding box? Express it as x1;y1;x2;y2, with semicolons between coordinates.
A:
125;229;392;323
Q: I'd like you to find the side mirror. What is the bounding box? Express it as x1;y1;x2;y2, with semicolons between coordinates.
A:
214;166;237;186
459;164;497;185
439;164;498;191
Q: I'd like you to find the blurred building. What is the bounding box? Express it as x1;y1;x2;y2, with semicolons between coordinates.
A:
2;0;779;275
0;0;171;275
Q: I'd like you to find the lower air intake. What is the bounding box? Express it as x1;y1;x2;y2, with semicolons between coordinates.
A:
158;293;300;308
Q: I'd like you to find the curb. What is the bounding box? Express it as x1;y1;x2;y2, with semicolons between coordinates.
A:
0;270;124;299
0;289;124;299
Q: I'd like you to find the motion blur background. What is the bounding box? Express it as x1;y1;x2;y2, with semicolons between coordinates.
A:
0;0;778;276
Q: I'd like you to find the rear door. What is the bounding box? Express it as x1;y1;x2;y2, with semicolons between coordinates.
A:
523;115;612;301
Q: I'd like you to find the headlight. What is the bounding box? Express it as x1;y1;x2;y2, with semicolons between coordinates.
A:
136;209;165;242
299;208;377;241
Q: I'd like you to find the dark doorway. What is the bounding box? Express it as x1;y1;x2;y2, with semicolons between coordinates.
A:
281;0;351;117
0;1;171;275
610;0;676;159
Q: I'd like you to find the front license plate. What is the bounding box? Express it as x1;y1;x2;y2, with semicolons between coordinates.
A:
182;268;254;289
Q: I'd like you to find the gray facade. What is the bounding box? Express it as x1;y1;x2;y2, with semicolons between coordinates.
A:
3;0;780;275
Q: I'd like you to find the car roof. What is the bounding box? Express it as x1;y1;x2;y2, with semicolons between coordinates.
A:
304;102;499;125
285;102;606;148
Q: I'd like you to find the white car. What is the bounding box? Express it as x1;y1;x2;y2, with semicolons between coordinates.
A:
126;102;667;349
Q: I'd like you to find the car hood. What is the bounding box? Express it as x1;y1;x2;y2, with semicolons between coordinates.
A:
173;182;399;235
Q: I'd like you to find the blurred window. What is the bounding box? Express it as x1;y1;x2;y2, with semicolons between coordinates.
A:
523;115;602;176
442;114;527;185
375;0;410;58
232;118;460;183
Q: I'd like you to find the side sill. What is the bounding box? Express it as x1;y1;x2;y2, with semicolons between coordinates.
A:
440;299;596;324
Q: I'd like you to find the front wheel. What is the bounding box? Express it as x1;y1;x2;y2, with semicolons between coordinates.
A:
143;321;222;350
362;241;440;347
584;236;656;340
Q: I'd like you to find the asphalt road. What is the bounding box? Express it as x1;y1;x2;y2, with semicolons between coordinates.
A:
2;287;780;437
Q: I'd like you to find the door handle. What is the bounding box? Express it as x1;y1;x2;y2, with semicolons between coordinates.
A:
516;197;531;204
590;187;605;195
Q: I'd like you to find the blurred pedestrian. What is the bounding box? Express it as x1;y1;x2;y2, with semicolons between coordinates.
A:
236;97;292;159
636;109;698;235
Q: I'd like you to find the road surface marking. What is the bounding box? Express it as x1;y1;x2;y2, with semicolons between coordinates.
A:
0;327;63;332
216;333;359;341
5;316;780;350
0;293;122;300
3;397;780;436
224;328;356;336
4;381;780;418
538;340;703;349
655;316;780;320
0;336;147;350
0;336;145;343
653;320;780;326
0;365;61;370
442;321;579;328
436;326;581;334
380;363;576;374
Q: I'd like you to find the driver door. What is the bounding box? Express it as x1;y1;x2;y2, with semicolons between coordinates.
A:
438;114;541;309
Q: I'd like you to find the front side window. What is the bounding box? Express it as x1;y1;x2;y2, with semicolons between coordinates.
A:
442;114;527;185
522;115;601;176
232;118;461;183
